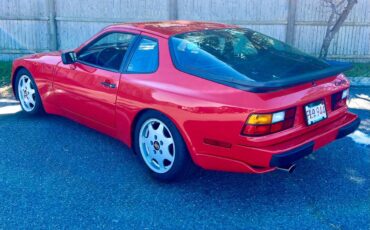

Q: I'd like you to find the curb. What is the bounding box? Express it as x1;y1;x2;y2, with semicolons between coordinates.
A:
348;77;370;87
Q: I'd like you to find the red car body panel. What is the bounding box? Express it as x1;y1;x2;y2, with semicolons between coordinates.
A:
11;21;359;174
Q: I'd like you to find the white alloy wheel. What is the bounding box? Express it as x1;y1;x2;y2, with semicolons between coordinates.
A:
18;75;36;112
139;118;175;173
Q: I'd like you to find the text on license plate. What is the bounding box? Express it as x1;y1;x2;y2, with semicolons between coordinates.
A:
305;100;327;126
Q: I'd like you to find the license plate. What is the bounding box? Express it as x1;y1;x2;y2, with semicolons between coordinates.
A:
305;100;327;126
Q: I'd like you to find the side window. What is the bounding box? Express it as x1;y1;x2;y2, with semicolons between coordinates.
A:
77;32;136;71
127;38;159;73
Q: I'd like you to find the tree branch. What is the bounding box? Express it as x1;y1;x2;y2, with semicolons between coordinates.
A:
319;0;358;59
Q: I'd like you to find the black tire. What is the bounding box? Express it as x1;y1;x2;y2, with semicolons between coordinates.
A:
133;110;195;182
15;68;44;115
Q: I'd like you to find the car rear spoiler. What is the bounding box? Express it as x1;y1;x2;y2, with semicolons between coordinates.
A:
220;61;353;93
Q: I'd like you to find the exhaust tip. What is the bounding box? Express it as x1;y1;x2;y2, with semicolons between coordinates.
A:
277;164;296;173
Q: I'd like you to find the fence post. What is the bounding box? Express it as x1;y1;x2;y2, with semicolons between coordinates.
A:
286;0;297;45
47;0;58;50
169;0;178;20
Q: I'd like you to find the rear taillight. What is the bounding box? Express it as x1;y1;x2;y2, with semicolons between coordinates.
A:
332;89;349;110
242;108;296;136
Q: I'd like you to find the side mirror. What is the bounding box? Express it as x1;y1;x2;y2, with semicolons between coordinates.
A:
61;51;77;64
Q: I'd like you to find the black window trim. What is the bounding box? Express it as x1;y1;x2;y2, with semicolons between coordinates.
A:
122;35;160;74
76;31;140;73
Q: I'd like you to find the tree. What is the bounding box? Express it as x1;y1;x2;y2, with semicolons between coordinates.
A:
319;0;358;59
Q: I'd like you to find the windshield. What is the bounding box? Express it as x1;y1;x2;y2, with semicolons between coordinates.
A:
169;28;330;83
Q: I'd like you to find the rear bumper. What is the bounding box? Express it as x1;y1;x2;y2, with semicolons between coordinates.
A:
336;116;360;139
195;112;360;173
269;141;314;168
270;116;360;168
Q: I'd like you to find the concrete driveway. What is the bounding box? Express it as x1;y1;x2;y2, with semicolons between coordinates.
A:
0;87;369;229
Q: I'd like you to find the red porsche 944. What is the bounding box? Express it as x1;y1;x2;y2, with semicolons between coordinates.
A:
11;21;359;181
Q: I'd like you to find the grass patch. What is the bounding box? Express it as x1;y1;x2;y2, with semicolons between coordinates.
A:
0;61;12;87
344;62;370;78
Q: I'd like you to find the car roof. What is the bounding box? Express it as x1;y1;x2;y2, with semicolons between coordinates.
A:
105;20;238;38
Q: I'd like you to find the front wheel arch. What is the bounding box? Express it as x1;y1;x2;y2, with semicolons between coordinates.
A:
14;68;44;114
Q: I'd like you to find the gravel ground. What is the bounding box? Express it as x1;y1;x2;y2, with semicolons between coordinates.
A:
0;87;369;229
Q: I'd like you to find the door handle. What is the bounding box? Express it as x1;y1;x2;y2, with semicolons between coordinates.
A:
100;81;116;89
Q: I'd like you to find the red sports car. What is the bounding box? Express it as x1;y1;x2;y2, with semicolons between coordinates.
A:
12;21;360;181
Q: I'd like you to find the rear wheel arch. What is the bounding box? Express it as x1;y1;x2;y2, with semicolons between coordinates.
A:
131;108;197;181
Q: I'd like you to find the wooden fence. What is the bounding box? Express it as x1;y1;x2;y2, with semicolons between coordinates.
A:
0;0;369;61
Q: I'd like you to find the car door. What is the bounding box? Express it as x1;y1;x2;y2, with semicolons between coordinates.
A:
54;32;138;128
114;34;162;144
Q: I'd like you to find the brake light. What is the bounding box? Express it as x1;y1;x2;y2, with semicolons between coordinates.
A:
242;108;296;136
332;89;349;110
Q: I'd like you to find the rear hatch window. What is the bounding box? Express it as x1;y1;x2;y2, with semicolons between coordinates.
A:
169;28;351;92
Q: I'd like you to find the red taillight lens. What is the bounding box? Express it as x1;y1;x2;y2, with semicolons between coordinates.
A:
270;122;283;133
332;89;349;110
242;108;296;136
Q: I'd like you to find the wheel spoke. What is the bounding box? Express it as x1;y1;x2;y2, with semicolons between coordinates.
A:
162;137;174;150
28;96;35;105
142;138;150;154
26;78;31;89
23;97;30;108
159;159;165;169
147;123;156;139
153;155;164;169
146;139;154;155
29;88;35;95
161;138;173;154
157;123;164;135
21;77;25;87
162;151;174;162
147;152;154;162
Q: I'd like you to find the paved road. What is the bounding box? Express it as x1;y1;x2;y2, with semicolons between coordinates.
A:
0;87;369;229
